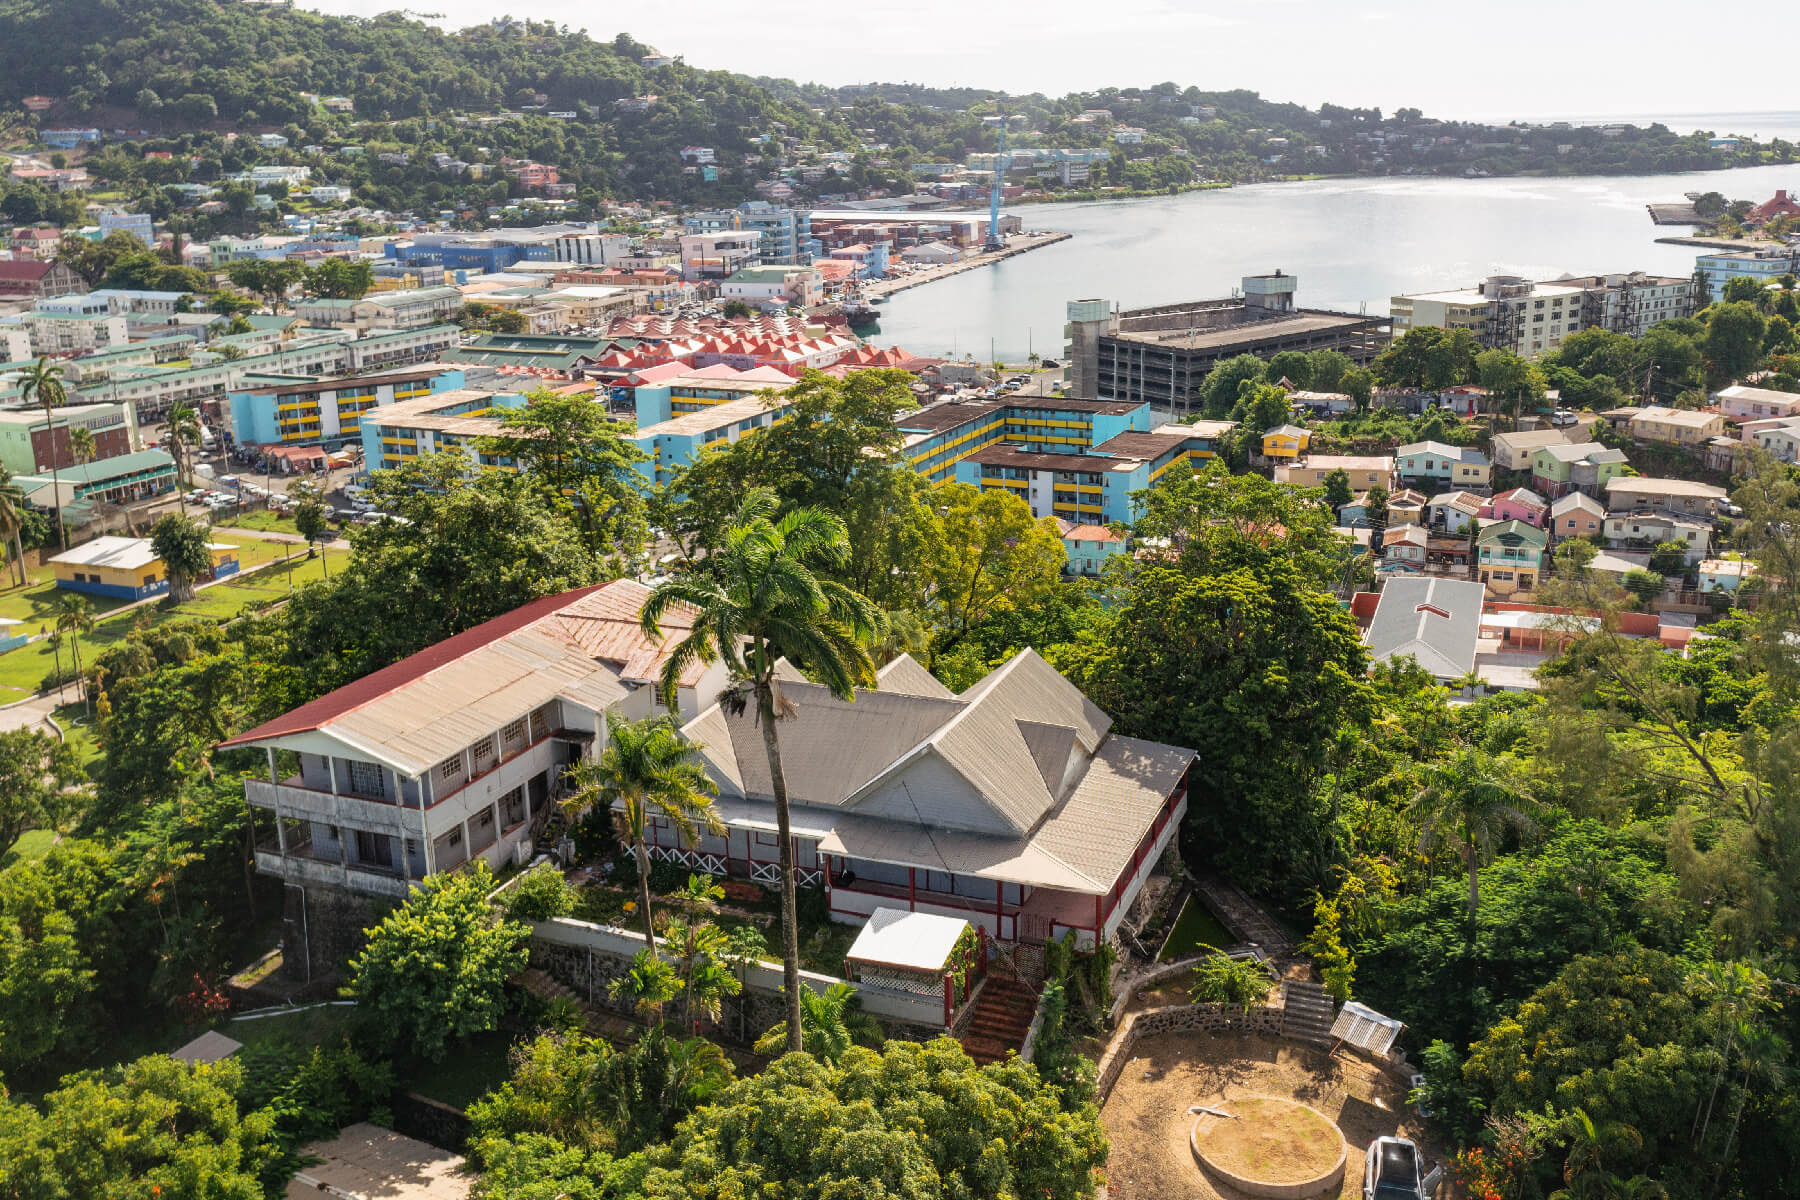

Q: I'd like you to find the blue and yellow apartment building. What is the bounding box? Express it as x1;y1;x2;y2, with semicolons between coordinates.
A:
227;365;468;449
949;418;1237;525
51;535;240;601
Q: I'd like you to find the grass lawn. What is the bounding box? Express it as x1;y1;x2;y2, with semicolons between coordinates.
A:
1;828;59;870
1157;895;1235;961
215;509;303;537
50;702;101;765
0;545;320;700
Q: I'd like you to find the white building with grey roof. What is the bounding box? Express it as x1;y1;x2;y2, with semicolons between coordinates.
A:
667;649;1195;949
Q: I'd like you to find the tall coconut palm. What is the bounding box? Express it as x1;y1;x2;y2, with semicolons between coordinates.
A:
19;358;69;550
165;404;204;492
0;469;29;588
1410;748;1535;919
561;712;721;952
67;426;94;468
752;981;882;1063
642;487;883;1053
53;591;94;716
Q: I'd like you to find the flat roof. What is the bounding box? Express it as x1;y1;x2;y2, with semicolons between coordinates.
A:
635;394;786;438
966;445;1140;472
238;363;459;397
1105;309;1378;350
845;907;969;971
50;535;234;571
1090;430;1198;458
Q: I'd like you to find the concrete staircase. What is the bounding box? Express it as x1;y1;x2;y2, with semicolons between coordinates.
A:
958;977;1040;1065
1281;979;1336;1048
513;968;640;1040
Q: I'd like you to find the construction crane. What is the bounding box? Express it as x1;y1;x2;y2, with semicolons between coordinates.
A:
984;109;1008;253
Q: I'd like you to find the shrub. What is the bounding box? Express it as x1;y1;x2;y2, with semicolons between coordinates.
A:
504;864;577;922
1188;952;1270;1012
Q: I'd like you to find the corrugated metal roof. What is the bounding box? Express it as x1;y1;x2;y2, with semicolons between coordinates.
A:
684;649;1190;894
221;580;702;771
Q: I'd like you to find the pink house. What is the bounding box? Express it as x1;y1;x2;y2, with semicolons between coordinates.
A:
1549;491;1603;541
1480;487;1548;528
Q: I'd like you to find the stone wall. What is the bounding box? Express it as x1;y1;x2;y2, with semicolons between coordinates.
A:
527;915;950;1041
1094;1002;1285;1104
281;883;398;984
391;1090;473;1153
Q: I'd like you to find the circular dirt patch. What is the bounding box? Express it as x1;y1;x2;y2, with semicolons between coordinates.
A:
1189;1096;1346;1199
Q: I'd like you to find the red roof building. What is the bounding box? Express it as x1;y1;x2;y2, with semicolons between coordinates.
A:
1749;189;1800;225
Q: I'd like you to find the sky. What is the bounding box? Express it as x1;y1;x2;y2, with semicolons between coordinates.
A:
305;0;1792;128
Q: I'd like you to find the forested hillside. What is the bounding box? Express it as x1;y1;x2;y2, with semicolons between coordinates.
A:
0;0;1788;219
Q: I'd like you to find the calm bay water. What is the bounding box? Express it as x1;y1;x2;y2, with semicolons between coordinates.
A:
868;162;1800;362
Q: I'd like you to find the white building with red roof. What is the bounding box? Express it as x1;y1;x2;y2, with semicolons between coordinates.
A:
220;581;729;922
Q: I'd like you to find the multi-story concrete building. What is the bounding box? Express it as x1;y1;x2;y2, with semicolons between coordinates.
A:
1530;441;1630;498
684;204;815;265
218;580;732;971
1696;246;1800;303
227;365;466;449
1275;454;1393;491
1391;276;1587;357
897;396;1169;484
679;231;763;281
1476;520;1548;598
0;399;137;476
16;325;460;422
295;287;464;333
951;426;1222;525
1064;275;1387;415
1604;476;1729;518
1554;271;1698;337
718;264;821;311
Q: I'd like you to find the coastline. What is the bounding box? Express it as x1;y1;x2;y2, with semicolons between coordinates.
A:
860;232;1073;299
1654;234;1787;250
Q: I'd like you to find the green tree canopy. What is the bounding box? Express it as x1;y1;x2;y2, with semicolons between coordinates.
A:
629;1039;1108;1200
346;863;529;1062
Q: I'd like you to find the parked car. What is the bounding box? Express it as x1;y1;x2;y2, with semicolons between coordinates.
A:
1363;1137;1441;1200
1550;409;1579;427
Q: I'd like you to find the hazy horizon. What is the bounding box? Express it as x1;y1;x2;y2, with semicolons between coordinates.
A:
304;0;1793;126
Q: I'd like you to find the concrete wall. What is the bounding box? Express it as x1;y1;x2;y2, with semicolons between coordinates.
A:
527;914;948;1033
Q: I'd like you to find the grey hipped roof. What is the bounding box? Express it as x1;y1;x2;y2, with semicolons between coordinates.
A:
682;650;1193;894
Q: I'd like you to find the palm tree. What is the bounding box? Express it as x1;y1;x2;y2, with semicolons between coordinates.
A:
1409;748;1535;918
19;358;69;550
165;405;204;492
658;914;741;1030
0;469;29;588
53;592;94;717
753;981;882;1063
642;487;883;1054
609;948;682;1023
1712;1022;1787;1199
561;713;721;952
67;426;94;469
721;924;768;1042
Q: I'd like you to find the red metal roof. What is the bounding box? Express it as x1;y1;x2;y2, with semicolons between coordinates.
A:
220;582;613;747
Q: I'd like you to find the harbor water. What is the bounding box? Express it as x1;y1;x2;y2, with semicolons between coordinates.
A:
867;162;1800;362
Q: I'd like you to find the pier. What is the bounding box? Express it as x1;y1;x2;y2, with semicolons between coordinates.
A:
860;231;1072;299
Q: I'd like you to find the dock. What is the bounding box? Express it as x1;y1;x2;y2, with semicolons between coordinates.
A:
1647;201;1707;226
861;231;1071;299
1654;235;1786;250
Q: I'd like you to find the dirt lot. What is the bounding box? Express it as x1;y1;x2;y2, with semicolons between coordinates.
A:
1100;1031;1441;1200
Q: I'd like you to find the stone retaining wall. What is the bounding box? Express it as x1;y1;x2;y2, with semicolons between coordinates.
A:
1093;999;1424;1107
1095;1002;1284;1103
